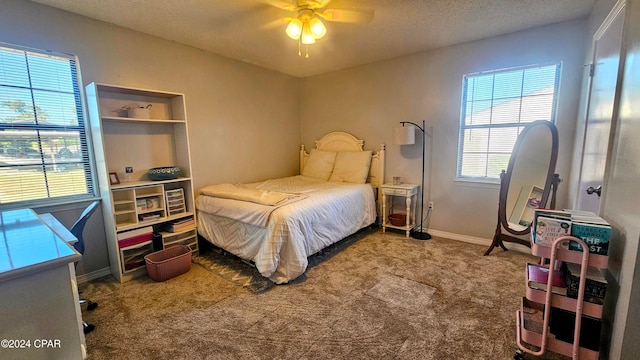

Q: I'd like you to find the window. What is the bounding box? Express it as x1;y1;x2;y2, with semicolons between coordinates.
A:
0;44;94;205
457;63;561;181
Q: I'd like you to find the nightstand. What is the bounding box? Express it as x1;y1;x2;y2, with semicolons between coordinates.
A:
381;183;419;237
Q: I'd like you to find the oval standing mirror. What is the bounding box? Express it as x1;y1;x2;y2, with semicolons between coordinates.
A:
484;120;560;256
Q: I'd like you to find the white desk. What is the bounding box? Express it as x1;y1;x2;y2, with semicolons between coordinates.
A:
39;213;78;245
0;209;86;360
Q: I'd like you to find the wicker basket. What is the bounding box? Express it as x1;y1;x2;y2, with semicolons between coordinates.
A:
389;213;407;226
144;245;191;282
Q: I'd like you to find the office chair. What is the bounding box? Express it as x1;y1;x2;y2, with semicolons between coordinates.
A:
69;201;100;334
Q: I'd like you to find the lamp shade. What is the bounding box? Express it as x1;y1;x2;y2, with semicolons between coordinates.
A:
394;125;415;145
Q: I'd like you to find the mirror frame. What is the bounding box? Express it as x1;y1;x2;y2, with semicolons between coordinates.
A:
484;120;559;255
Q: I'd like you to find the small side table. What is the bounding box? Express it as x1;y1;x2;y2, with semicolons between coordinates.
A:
381;183;419;238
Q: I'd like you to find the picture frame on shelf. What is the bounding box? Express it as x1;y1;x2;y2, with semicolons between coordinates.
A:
109;172;120;185
146;197;160;210
136;199;147;212
137;197;160;212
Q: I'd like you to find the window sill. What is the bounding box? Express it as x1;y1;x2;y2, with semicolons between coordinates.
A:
454;177;500;189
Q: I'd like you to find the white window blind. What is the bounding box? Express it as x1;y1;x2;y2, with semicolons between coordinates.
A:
0;44;94;205
457;63;561;180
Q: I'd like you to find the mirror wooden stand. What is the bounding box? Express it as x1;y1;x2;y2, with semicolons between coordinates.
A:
484;121;560;256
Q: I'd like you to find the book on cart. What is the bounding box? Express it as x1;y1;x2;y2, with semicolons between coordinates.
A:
534;209;571;222
559;209;611;255
526;263;567;296
549;307;602;351
533;215;572;246
563;263;607;305
569;219;611;256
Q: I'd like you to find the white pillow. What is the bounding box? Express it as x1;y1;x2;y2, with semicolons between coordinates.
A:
329;151;372;184
302;149;337;180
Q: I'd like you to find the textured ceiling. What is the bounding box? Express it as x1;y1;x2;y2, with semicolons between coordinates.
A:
30;0;595;78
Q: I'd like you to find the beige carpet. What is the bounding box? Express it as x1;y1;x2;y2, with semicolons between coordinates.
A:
79;229;570;359
192;247;275;293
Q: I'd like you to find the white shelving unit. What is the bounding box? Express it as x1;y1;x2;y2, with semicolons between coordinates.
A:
86;83;198;282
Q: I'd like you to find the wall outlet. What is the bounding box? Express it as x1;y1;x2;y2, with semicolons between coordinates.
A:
427;201;434;211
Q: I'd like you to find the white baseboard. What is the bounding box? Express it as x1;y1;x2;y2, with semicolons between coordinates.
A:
428;229;532;254
76;267;112;284
428;229;491;246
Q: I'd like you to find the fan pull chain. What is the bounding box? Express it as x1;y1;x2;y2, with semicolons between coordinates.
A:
296;37;310;59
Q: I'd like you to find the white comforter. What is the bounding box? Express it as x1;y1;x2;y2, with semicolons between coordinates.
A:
196;175;376;283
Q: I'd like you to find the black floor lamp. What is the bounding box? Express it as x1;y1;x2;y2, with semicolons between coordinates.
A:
394;120;431;240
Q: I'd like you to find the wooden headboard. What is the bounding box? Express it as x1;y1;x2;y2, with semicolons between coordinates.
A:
299;131;386;189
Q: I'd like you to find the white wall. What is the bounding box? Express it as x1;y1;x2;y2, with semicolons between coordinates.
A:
0;0;300;274
598;0;640;357
301;20;588;241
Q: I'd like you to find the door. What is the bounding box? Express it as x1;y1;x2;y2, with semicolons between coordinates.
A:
602;0;640;357
575;4;625;213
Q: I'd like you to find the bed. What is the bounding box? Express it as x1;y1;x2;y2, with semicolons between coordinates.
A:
196;132;386;284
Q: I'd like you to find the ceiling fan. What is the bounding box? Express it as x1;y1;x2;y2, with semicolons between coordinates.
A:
266;0;374;58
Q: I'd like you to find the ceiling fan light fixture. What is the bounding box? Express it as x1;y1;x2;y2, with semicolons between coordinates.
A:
301;22;316;44
286;17;303;40
283;5;339;57
276;0;375;58
309;17;326;38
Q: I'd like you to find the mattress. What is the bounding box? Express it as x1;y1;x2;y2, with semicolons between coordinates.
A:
196;175;376;283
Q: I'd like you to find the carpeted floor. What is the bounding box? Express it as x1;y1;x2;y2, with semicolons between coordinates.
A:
79;229;570;359
191;226;375;293
192;247;275;293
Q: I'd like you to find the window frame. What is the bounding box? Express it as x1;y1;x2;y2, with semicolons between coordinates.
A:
0;42;97;210
456;63;561;183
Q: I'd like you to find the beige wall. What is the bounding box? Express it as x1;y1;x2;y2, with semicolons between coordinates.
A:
301;20;587;241
1;0;300;189
0;0;300;274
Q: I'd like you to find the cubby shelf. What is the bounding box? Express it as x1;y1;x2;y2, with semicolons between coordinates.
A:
86;82;198;283
101;115;186;124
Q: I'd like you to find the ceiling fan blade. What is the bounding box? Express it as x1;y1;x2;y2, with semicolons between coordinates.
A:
262;0;297;12
319;8;374;23
260;17;294;31
306;0;332;9
263;0;332;11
